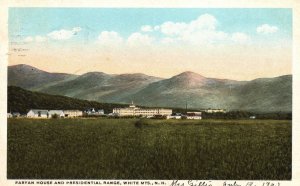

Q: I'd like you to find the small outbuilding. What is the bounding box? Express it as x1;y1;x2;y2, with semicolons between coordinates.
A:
84;108;104;116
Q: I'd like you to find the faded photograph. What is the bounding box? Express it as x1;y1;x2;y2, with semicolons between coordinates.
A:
7;8;292;179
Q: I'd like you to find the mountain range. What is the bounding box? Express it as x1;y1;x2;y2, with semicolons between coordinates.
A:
8;64;292;112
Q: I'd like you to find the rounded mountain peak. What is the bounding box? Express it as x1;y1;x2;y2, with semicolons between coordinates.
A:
174;71;206;80
167;71;207;88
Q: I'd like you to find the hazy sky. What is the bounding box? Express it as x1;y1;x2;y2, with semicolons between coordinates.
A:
8;8;292;80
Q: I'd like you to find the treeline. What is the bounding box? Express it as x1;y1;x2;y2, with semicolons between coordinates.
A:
8;86;128;114
8;86;292;120
202;111;292;120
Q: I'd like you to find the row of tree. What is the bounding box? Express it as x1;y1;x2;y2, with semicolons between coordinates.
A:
202;111;292;120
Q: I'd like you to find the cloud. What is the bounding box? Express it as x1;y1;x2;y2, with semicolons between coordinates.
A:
160;37;176;45
188;14;218;31
231;32;250;44
181;30;229;45
152;14;252;46
141;25;153;32
158;14;218;37
256;24;278;34
23;36;47;43
72;27;82;33
154;26;160;31
24;36;33;42
35;36;47;42
154;14;234;46
47;27;82;40
98;31;123;46
160;21;187;36
127;32;154;47
22;27;81;43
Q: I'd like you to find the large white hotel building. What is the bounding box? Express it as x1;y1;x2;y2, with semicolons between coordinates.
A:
113;102;172;117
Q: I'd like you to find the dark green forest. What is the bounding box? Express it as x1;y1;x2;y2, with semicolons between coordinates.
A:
7;86;128;114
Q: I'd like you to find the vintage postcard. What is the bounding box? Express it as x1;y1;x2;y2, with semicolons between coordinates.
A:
1;0;300;186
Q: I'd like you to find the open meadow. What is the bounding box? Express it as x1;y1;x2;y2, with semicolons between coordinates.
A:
7;118;291;180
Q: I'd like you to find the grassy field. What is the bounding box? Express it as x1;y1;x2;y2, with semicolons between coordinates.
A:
7;118;291;180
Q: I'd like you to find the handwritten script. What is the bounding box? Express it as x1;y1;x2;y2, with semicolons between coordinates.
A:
170;180;281;186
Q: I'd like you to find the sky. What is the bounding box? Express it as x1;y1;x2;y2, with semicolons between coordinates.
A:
8;8;292;80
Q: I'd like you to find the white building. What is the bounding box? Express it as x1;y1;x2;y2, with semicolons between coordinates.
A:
27;109;49;118
84;108;104;116
186;112;202;120
48;110;65;118
203;109;226;113
7;113;12;118
26;109;85;118
113;103;172;117
12;112;21;117
166;115;182;119
64;110;83;117
97;109;104;115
